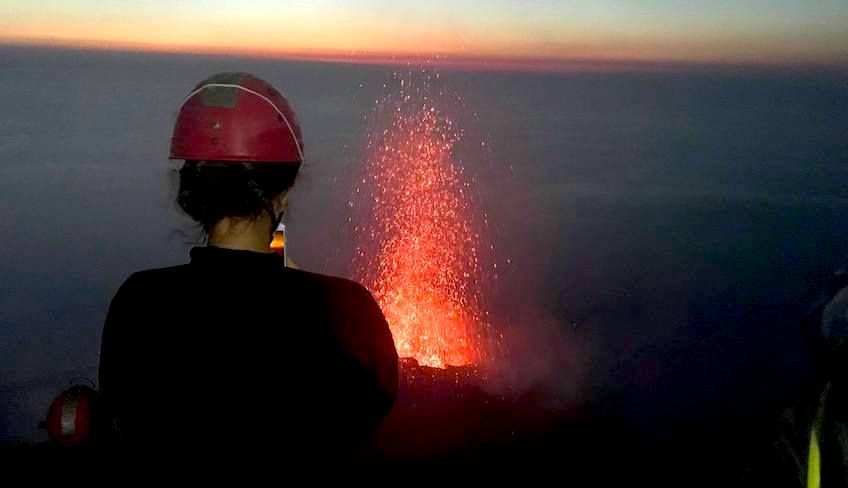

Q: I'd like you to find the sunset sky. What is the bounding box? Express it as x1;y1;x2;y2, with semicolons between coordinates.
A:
1;1;846;68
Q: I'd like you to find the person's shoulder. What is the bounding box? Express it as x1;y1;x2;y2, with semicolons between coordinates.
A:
127;264;190;283
288;270;396;373
283;268;376;304
114;265;192;295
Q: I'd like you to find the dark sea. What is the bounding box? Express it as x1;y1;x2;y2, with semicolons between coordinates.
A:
1;45;847;476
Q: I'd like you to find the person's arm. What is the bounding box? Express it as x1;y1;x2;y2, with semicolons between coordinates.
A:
356;284;399;418
98;274;140;441
326;280;399;437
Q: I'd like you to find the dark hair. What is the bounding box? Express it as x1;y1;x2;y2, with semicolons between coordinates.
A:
176;160;299;232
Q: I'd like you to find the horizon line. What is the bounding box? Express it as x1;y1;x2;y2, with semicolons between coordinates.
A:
2;36;846;75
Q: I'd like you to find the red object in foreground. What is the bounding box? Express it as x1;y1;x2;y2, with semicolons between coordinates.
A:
170;72;304;164
44;385;99;447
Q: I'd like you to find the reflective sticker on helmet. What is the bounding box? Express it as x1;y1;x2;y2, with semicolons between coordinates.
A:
202;86;238;108
204;72;247;85
60;395;79;436
197;72;248;108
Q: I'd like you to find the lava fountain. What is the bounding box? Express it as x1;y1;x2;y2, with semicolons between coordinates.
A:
352;75;492;369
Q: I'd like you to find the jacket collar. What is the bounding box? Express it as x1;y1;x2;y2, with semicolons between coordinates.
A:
189;245;284;270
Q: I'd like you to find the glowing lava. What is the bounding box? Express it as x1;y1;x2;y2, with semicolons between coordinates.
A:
352;76;489;368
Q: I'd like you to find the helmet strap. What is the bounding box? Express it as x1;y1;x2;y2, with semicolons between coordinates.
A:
265;205;284;241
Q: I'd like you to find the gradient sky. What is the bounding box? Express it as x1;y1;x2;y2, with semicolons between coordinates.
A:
1;0;847;67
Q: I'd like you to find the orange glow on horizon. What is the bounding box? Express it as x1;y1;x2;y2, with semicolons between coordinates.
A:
1;32;845;73
1;1;846;71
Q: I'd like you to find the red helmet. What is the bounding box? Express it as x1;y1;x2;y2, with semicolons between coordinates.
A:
44;385;100;447
169;72;304;164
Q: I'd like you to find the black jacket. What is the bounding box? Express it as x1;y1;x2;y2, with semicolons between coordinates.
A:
99;246;398;454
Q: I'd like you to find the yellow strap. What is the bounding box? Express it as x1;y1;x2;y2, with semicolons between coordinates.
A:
808;382;831;488
808;427;821;488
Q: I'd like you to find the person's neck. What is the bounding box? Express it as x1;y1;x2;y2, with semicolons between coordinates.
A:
208;216;273;254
